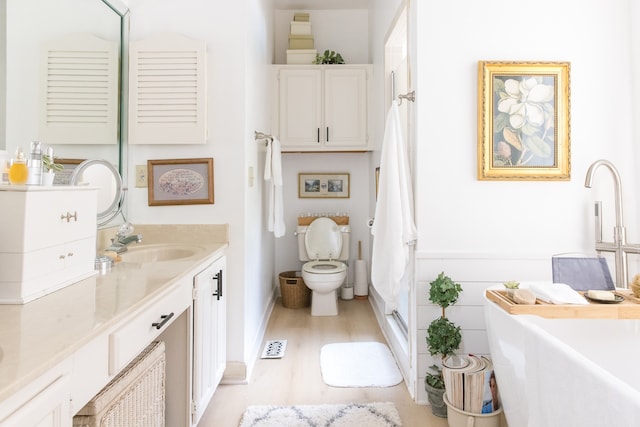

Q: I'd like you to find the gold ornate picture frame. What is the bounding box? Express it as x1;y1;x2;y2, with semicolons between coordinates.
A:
477;61;571;180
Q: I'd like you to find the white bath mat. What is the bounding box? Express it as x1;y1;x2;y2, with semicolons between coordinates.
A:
238;402;402;427
320;342;402;387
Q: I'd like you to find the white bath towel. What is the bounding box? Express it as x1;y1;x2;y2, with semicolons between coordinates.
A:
371;101;417;308
264;138;285;237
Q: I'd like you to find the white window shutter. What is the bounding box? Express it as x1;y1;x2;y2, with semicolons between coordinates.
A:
129;33;207;145
39;33;119;145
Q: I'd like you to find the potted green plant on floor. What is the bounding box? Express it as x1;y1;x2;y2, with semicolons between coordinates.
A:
425;272;462;418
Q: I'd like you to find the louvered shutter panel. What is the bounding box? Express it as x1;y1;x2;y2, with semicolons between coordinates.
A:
129;33;207;145
39;33;118;145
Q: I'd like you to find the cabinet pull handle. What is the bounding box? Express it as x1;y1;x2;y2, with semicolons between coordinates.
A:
152;312;174;330
317;127;320;143
212;270;223;300
326;126;329;142
60;211;78;222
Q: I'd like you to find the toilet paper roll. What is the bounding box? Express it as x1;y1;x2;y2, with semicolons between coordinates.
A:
354;259;368;296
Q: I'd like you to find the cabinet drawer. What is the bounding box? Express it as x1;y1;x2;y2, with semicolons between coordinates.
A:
108;281;190;375
0;187;97;253
0;237;96;303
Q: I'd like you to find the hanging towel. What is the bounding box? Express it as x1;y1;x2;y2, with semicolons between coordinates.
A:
371;100;417;309
264;137;286;237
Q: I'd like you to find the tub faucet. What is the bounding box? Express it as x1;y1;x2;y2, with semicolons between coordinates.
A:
584;159;640;287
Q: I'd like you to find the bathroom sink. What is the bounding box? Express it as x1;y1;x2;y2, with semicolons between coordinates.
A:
120;244;200;263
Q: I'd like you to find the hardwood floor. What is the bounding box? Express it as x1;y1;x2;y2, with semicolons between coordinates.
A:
198;297;447;426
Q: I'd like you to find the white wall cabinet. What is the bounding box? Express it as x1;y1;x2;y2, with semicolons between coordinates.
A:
191;255;226;425
273;65;372;152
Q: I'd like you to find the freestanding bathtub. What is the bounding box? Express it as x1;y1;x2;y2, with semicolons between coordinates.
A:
484;290;640;427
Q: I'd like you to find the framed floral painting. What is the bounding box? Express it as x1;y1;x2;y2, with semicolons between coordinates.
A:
477;61;571;180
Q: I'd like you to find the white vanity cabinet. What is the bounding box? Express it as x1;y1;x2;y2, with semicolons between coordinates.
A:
273;64;372;152
191;255;226;425
0;186;97;304
0;358;72;427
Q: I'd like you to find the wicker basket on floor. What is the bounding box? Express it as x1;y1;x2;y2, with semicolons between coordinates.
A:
279;271;311;309
73;341;166;427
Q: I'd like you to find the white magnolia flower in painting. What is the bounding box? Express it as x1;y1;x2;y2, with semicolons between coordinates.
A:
497;77;554;130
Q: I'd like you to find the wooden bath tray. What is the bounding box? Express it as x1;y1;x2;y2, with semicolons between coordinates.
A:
486;289;640;319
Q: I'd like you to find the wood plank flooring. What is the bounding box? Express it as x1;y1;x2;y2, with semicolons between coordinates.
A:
198;298;447;426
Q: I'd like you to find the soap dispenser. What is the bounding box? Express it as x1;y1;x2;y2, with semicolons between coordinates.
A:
8;146;28;185
26;140;42;185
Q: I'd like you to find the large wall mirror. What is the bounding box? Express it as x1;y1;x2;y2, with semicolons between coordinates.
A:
1;0;129;226
1;0;128;176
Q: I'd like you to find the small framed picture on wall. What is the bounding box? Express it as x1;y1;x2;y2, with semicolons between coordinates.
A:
298;173;350;198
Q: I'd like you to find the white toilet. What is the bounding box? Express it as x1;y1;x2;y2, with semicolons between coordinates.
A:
296;217;350;316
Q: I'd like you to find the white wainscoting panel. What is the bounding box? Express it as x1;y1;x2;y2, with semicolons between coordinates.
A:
414;251;551;404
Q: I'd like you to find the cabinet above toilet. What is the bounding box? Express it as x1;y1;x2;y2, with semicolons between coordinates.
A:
271;64;373;152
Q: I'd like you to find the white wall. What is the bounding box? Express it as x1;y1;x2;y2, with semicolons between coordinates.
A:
413;0;640;404
126;0;275;380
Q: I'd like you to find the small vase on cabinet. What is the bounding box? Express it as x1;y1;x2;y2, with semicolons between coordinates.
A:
41;172;55;186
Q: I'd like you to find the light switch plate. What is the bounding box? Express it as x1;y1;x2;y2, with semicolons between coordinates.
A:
135;165;147;188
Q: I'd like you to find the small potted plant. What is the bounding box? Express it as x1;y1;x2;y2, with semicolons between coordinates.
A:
41;150;63;185
503;280;520;298
425;272;463;418
313;49;345;64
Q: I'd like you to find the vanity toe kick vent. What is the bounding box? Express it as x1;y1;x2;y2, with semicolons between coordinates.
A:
261;339;287;359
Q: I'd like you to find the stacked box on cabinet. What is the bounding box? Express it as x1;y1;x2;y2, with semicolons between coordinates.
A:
287;12;316;64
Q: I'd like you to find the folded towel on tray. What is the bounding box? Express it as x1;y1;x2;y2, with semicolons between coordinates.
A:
525;282;589;305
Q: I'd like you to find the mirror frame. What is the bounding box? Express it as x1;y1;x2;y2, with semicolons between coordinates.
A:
102;0;129;185
70;159;124;226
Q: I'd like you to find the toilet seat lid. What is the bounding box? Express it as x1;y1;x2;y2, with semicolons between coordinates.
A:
303;260;347;274
305;217;342;260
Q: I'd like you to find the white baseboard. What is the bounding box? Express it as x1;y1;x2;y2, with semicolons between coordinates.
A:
221;287;277;385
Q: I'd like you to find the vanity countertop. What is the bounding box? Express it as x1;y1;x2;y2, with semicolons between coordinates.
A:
0;224;228;402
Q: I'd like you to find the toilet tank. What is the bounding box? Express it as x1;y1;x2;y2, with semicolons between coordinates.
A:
296;224;350;261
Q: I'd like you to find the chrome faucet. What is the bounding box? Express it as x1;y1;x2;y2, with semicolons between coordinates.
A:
584;159;640;288
105;222;143;254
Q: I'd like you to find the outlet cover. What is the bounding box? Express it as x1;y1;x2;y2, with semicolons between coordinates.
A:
135;165;148;188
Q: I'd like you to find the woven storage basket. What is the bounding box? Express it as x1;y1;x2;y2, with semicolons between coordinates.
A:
73;341;166;427
279;271;311;308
